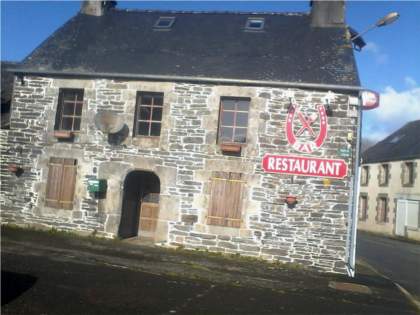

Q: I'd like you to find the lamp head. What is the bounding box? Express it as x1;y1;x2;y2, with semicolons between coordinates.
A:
376;12;400;27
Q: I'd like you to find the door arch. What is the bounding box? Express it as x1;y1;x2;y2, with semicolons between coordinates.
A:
118;170;160;239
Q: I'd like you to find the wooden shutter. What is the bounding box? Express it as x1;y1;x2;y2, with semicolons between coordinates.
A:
60;159;77;210
45;158;64;208
45;158;77;210
208;172;244;228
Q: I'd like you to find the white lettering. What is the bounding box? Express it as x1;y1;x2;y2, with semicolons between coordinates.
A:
301;159;309;173
309;160;317;174
326;161;334;175
268;157;275;170
318;161;325;174
333;162;341;175
275;157;282;171
293;160;301;172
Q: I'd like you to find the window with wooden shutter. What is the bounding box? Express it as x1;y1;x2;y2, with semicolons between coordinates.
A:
208;172;244;228
45;158;77;210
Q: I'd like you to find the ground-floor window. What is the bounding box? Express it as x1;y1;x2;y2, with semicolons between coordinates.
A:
359;194;368;221
207;172;244;228
45;157;77;210
376;196;388;223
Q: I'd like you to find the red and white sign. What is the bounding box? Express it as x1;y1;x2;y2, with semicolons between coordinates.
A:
360;90;380;110
262;154;348;179
286;104;328;154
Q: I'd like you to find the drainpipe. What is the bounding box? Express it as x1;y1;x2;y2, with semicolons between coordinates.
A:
345;94;363;277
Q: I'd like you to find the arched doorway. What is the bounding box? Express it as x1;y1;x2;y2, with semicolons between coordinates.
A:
118;170;160;239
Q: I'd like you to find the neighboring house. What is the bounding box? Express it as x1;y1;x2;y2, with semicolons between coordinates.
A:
358;120;420;241
1;1;364;274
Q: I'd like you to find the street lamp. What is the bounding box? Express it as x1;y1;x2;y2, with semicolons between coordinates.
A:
350;12;400;50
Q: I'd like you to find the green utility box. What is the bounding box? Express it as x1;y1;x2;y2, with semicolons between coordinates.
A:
87;179;107;193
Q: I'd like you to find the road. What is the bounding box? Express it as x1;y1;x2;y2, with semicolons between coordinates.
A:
1;227;418;314
357;231;420;300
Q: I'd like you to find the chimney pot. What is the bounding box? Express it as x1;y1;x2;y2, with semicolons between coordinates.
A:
81;1;116;16
310;0;345;28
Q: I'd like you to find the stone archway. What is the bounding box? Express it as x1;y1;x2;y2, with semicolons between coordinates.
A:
118;170;160;239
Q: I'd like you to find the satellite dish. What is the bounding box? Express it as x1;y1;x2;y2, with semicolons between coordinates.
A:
94;111;125;134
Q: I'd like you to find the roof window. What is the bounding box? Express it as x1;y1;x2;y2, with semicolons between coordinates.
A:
154;16;175;29
245;17;265;31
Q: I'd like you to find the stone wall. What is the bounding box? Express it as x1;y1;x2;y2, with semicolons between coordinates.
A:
1;76;360;273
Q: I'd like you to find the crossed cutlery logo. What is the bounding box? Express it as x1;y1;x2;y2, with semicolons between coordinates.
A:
285;101;328;154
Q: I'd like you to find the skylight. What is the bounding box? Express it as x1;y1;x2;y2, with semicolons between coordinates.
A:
245;17;265;31
154;16;176;29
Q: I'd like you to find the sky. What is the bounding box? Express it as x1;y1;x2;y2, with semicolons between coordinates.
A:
1;1;420;143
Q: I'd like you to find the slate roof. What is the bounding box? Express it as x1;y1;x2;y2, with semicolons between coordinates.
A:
16;9;359;87
362;120;420;164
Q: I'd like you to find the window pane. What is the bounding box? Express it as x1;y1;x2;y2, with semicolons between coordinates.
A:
63;103;75;115
63;90;76;100
219;127;233;142
222;99;235;110
153;94;164;106
150;122;161;136
61;117;73;130
139;106;151;120
73;118;81;131
236;112;248;127
237;100;249;111
234;128;247;143
152;107;162;121
137;122;150;135
221;111;234;126
75;103;83;116
141;94;153;105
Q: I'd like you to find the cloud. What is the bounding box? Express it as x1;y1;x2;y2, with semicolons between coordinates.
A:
364;42;389;65
404;76;417;88
363;85;420;141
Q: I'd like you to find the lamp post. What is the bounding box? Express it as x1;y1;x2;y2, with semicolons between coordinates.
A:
351;12;400;41
347;11;399;276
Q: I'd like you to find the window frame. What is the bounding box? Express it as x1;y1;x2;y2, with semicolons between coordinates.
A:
133;92;164;137
217;97;250;145
54;88;84;132
359;194;368;221
402;161;415;187
154;16;176;30
376;195;388;223
245;17;265;31
361;166;369;186
378;164;389;186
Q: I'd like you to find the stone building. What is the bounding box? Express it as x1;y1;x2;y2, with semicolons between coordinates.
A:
358;120;420;241
1;1;364;274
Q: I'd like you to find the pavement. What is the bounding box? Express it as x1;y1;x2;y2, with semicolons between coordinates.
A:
357;230;420;301
1;226;419;315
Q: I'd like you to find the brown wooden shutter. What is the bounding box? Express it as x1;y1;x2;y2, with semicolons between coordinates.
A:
208;172;244;228
60;159;77;210
45;158;64;208
45;158;77;210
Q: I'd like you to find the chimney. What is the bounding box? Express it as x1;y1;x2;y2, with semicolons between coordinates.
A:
310;0;345;28
81;1;116;16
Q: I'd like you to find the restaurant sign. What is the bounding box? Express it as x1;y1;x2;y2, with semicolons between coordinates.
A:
262;154;348;179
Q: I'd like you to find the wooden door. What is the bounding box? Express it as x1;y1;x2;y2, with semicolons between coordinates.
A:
139;193;159;235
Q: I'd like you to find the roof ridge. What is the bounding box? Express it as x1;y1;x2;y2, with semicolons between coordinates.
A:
113;8;308;16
